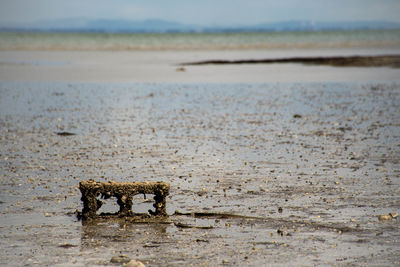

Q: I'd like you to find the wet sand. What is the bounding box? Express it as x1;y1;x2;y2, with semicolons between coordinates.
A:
1;49;400;83
1;81;399;266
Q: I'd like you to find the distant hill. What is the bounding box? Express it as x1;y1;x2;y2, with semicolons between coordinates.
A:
0;18;198;33
249;20;400;31
1;18;400;33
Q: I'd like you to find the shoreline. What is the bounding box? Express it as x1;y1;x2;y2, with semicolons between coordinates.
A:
1;49;400;83
1;29;400;51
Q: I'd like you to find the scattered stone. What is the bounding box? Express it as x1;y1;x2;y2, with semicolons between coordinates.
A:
277;229;292;236
110;254;131;264
143;243;160;248
58;243;78;248
378;214;391;221
174;222;213;229
56;132;76;136
378;212;398;221
122;260;146;267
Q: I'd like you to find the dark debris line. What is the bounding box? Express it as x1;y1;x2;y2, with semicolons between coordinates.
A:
180;55;400;68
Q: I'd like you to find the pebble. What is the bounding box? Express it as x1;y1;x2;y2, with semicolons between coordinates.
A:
110;254;131;264
122;259;146;267
378;213;398;221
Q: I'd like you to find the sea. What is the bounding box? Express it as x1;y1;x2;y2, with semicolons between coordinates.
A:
1;29;400;50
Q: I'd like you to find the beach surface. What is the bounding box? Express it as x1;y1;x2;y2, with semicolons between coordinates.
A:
1;80;400;266
1;48;400;83
1;35;400;266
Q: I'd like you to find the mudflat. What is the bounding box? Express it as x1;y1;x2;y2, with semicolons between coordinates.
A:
0;81;399;266
1;49;400;83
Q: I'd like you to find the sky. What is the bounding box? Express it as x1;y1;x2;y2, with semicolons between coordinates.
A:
1;0;400;27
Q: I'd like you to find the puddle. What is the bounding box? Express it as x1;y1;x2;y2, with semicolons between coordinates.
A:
0;59;70;67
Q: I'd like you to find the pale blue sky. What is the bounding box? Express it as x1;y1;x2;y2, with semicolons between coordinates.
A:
1;0;400;26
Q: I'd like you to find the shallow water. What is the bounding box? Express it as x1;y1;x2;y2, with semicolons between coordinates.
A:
0;82;399;266
1;30;400;50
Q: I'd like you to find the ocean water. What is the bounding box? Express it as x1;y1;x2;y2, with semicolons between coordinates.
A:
1;29;400;50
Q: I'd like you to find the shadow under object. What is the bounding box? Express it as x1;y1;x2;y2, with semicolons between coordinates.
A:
78;180;170;220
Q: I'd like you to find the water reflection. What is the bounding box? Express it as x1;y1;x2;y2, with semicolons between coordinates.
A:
80;218;171;250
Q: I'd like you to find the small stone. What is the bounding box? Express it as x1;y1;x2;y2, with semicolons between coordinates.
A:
378;215;391;221
56;131;76;136
110;254;131;264
122;259;146;267
378;213;398;221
